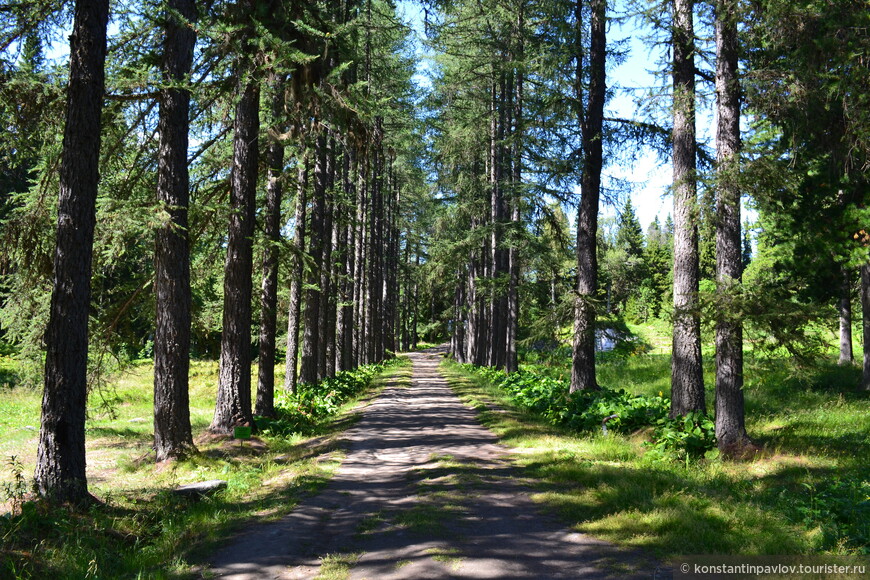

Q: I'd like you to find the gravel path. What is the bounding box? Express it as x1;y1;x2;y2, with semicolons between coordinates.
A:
206;348;655;579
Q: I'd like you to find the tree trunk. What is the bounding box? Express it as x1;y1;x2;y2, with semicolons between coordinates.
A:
300;132;327;386
318;138;335;380
154;0;197;461
670;0;705;417
35;0;109;504
283;158;307;394
352;157;368;368
412;245;420;349
570;0;605;392
366;128;384;363
861;264;870;389
506;66;523;373
838;267;854;365
714;0;751;455
211;70;259;434
466;250;479;364
255;73;285;417
336;149;353;372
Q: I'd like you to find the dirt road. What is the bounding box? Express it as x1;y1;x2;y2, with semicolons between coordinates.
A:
207;348;655;579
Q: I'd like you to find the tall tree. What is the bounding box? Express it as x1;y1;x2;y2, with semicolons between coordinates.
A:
34;0;110;503
153;0;198;463
862;265;870;389
255;72;286;418
838;268;854;366
570;0;606;392
713;0;750;455
745;0;870;385
669;0;705;417
283;157;307;394
211;33;259;434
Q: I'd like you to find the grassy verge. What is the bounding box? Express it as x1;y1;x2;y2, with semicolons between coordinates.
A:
0;356;410;579
441;357;869;559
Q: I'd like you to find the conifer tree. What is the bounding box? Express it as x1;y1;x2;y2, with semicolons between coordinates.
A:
669;0;705;417
713;0;751;455
35;0;109;504
571;0;606;392
211;7;260;434
154;0;198;461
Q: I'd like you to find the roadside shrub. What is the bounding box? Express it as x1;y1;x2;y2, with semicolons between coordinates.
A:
257;357;404;436
647;410;717;463
462;362;715;461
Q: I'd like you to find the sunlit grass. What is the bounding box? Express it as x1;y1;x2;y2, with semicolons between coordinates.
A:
315;552;362;580
0;357;409;578
441;354;870;559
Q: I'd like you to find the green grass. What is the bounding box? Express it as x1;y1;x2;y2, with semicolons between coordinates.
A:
393;454;472;535
314;552;362;580
441;353;870;559
0;357;411;579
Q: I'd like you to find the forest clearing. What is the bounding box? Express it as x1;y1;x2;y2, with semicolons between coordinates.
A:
1;0;870;576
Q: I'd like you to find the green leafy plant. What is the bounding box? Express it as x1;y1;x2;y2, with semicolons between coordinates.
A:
648;410;717;463
462;362;715;461
783;475;870;553
258;358;406;436
1;455;30;516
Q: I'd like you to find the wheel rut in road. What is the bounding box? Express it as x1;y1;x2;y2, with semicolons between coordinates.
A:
207;348;653;579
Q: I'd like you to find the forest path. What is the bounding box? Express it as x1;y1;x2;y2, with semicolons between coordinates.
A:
207;348;652;579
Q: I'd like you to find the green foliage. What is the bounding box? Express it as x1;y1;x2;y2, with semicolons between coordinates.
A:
461;362;715;460
647;410;718;464
0;352;20;388
784;475;870;554
1;455;29;516
443;351;870;557
257;357;408;436
0;356;410;577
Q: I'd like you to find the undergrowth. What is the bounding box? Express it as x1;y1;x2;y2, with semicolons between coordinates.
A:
0;356;410;579
443;352;870;558
465;364;716;461
257;357;407;436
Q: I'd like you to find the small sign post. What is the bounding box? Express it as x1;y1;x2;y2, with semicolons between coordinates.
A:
233;425;252;447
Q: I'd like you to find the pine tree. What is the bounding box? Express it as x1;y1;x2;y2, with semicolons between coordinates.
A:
211;14;259;434
153;0;198;461
255;71;285;418
670;0;705;417
571;0;607;392
35;0;109;504
713;0;751;455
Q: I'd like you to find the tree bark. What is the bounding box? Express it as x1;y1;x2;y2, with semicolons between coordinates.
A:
571;0;605;392
211;69;259;434
670;0;705;417
861;264;870;389
336;149;353;372
300;132;327;386
283;158;307;394
352;156;368;367
714;0;750;455
838;267;854;365
255;73;285;417
318;138;335;380
505;8;524;374
154;0;197;461
35;0;109;504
